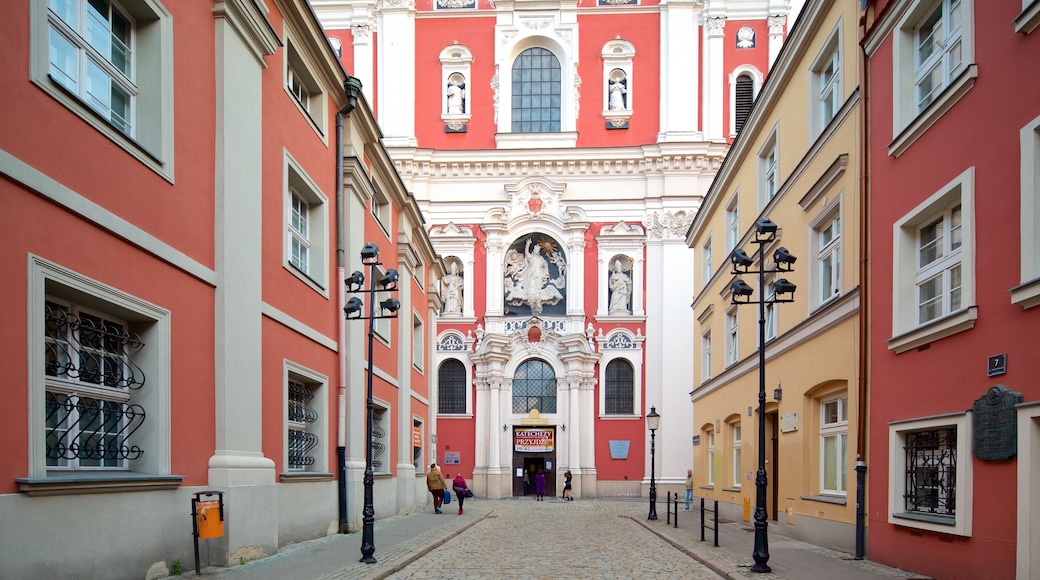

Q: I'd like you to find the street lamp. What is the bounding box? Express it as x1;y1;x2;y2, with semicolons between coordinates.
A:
646;406;661;521
344;242;400;564
729;218;796;574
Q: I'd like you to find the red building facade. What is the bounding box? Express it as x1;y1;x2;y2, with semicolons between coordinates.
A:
863;1;1040;577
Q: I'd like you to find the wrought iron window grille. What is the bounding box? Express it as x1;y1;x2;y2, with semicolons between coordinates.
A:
438;360;467;414
605;359;634;415
288;381;319;469
904;427;957;516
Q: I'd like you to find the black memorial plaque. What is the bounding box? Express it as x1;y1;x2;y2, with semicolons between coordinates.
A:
972;385;1022;461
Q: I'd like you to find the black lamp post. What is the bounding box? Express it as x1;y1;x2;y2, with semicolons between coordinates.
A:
729;218;796;574
646;406;661;521
344;242;401;564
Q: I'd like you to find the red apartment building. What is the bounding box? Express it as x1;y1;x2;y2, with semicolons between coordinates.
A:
0;1;438;578
863;1;1040;578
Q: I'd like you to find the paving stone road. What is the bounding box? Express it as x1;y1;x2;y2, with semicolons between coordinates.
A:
386;499;723;580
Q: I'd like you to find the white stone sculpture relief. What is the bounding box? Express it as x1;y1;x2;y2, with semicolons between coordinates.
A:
447;74;466;114
607;259;632;315
504;238;566;316
442;261;464;314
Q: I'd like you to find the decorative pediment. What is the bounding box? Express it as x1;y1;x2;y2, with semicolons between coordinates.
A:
485;176;584;228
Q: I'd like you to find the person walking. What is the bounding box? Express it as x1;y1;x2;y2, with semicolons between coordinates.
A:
562;470;574;501
452;473;469;515
534;469;546;501
685;468;693;510
426;463;447;514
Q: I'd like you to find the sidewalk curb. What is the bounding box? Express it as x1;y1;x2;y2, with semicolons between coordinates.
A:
626;515;748;580
366;511;494;579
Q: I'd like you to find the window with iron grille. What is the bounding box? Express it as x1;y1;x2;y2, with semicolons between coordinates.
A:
287;380;319;470
512;359;556;413
904;427;957;515
44;299;146;470
511;47;561;133
604;359;633;415
372;405;388;474
438;359;467;414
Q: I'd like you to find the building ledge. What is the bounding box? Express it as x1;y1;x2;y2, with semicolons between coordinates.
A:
16;473;184;497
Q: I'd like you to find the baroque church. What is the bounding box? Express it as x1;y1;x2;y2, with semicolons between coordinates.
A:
315;0;799;498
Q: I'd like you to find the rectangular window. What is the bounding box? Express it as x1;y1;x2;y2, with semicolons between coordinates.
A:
1014;115;1040;308
818;215;841;305
764;275;778;340
914;0;964;113
372;404;389;474
731;423;742;488
707;430;716;486
285;155;329;292
373;265;391;341
820;396;848;494
759;131;779;206
372;185;392;236
287;379;319;471
811;24;842;136
890;168;974;352
412;313;424;371
726;196;740;252
33;0;174;178
702;238;713;289
889;413;972;535
285;38;326;135
725;308;738;366
915;204;962;324
701;330;712;382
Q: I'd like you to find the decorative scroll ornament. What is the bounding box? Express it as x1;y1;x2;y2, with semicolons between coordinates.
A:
736;25;756;48
643;210;695;240
437;0;475;7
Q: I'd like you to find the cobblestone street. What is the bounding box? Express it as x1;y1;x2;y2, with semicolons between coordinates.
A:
386;500;722;580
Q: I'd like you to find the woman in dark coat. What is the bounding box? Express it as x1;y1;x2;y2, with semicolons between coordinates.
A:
563;470;573;500
534;469;547;501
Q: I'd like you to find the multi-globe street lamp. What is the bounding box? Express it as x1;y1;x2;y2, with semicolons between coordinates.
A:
344;242;401;564
729;217;797;574
646;406;661;521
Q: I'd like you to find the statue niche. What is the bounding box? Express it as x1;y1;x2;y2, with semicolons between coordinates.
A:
503;235;567;316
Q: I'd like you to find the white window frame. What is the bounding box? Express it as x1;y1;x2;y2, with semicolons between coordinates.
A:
601;38;635;127
1014;114;1040;308
371;184;392;238
371;401;391;475
890;167;976;353
820;395;848;496
701;329;713;382
810;20;843;138
707;429;716;487
284;36;328;138
914;204;962;325
372;265;391;343
810;201;843;309
888;412;973;536
27;256;172;486
31;0;175;180
412;311;424;372
725;307;739;367
759;129;779;207
890;0;976;157
702;237;713;290
284;152;329;294
764;275;778;341
726;194;740;253
494;33;580;148
596;331;645;419
731;422;742;488
284;361;328;474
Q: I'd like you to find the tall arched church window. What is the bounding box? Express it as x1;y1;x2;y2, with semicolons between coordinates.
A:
735;74;754;135
511;48;561;133
438;359;467;414
512;359;557;413
604;359;634;415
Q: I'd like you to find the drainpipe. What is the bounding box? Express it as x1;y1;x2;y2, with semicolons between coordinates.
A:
336;76;363;533
855;2;872;560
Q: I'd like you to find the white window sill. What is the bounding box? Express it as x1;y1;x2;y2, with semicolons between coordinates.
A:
16;473;183;497
1016;0;1040;33
1011;277;1040;309
887;306;978;353
889;64;978;158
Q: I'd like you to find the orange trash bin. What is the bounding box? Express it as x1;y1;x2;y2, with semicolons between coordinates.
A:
197;500;224;539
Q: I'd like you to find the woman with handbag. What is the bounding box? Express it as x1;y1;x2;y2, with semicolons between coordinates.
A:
452;473;469;515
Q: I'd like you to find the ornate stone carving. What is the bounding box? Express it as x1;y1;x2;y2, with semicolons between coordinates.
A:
643;210;695;240
438;334;468;351
768;15;787;35
437;0;475;7
707;17;726;37
490;69;500;124
736;25;756;48
351;25;371;43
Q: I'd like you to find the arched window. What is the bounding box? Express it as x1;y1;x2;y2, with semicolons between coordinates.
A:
735;73;755;134
512;359;556;413
604;359;634;415
438;359;467;414
511;48;561;133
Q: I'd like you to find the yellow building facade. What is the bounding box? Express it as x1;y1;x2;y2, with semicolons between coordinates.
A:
685;0;865;553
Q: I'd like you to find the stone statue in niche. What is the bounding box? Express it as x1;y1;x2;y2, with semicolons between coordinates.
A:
608;259;632;314
441;261;463;314
447;74;466;115
504;238;566;316
608;69;627;110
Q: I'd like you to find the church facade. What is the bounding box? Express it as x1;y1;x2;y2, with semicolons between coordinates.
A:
316;0;799;498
